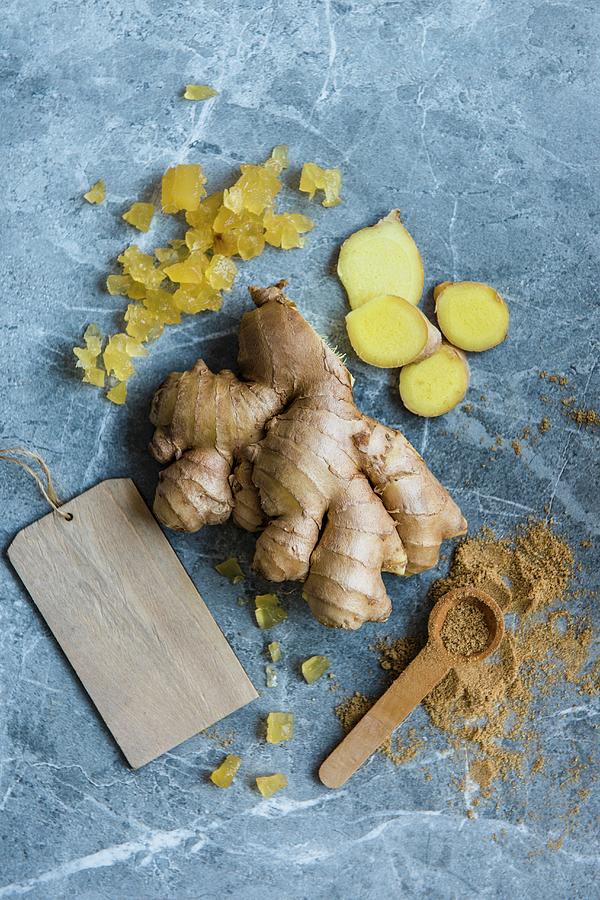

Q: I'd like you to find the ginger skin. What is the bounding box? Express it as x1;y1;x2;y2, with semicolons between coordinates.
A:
149;282;466;629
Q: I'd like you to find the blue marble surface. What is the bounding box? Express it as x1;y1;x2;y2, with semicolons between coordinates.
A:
1;0;599;897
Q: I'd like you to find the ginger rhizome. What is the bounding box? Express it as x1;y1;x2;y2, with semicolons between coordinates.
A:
75;147;332;404
346;294;441;368
399;343;470;418
434;281;510;352
149;282;466;629
337;210;424;308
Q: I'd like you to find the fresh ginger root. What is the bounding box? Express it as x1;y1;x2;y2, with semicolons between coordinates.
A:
434;281;509;352
149;282;466;629
399;343;470;417
346;294;441;368
337;210;424;308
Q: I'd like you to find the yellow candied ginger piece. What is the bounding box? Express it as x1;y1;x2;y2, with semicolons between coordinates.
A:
185;225;213;253
83;367;105;388
162;163;206;214
266;712;294;744
264;145;289;175
256;774;288;798
265;664;277;688
164;250;209;284
173;281;222;315
212;206;265;260
224;163;281;216
184;84;218;101
118;246;164;290
185;191;223;229
83;179;105;204
215;557;245;584
74;324;105;387
299;162;342;207
255;593;287;629
268;641;281;662
264;212;314;250
122;202;155;233
106;381;127;405
301;655;330;684
143;289;181;325
124;303;164;343
210;754;241;788
103;333;148;382
154;247;180;266
205;254;237;290
106;274;146;300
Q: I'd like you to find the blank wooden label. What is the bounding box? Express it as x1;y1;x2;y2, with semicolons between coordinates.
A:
8;478;257;768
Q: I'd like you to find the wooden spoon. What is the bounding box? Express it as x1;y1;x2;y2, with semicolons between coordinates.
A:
319;587;505;789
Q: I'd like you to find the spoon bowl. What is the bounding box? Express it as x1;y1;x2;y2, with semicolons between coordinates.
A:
428;587;505;663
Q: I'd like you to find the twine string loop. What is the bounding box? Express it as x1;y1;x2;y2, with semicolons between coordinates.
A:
0;447;72;520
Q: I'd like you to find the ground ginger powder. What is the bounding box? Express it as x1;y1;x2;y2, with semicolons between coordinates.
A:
336;521;595;796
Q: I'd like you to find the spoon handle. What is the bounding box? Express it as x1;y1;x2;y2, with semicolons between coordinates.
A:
319;643;450;789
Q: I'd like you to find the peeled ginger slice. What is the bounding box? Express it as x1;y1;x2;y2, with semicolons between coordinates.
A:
337;210;424;308
400;343;470;417
435;281;509;352
346;294;440;368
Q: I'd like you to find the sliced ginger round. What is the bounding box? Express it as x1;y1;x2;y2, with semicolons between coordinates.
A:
435;281;509;352
338;210;424;308
399;343;470;417
346;295;440;368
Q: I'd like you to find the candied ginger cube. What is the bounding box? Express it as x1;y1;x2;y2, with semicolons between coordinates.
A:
299;162;342;207
164;251;208;284
185;225;213;253
266;712;294;744
122;202;155;233
154;247;180;266
83;366;105;387
173;282;222;315
264;144;289;175
184;84;218;101
264;212;314;250
185;191;223;229
210;754;241;788
118;246;164;290
205;254;236;290
106;381;127;405
268;641;281;662
215;557;244;583
103;333;147;381
84;180;105;204
255;593;287;630
256;774;287;798
143;289;181;325
301;655;330;684
162;164;206;214
265;664;277;688
125;304;163;343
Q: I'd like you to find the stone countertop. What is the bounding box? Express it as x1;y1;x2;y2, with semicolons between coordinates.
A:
1;1;598;897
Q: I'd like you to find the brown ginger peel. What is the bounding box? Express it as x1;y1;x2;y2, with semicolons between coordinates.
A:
149;282;466;629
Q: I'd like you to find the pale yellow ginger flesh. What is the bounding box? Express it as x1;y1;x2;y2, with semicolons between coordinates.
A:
346;294;441;368
301;655;330;683
215;557;244;583
149;282;466;627
299;162;342;207
183;84;218;101
84;180;105;204
266;712;294;744
75;148;325;404
400;343;470;417
338;210;424;308
256;774;288;797
210;754;241;788
122;202;155;233
435;281;510;352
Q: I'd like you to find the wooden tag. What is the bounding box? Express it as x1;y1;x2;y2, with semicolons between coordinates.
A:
8;478;257;768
